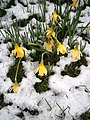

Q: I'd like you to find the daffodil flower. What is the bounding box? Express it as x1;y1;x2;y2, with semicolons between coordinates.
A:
57;40;66;55
11;82;20;93
46;27;55;39
50;9;61;23
35;56;47;77
70;45;81;60
43;39;54;52
70;0;78;7
11;43;27;58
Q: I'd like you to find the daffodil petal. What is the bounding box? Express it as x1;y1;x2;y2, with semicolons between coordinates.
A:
12;49;17;55
34;66;40;74
70;48;81;60
11;82;20;93
57;41;66;54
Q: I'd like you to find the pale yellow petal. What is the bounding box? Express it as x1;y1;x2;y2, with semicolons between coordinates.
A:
12;49;17;55
35;65;40;74
70;48;81;60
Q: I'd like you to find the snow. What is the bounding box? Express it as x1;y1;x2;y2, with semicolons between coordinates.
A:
0;0;90;120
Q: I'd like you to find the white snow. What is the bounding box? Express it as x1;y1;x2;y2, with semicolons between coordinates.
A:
0;0;90;120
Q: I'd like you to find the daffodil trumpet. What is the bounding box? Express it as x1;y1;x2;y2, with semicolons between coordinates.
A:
57;40;67;55
70;42;81;60
35;53;47;77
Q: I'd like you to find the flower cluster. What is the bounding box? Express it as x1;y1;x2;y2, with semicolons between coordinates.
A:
34;9;82;77
8;1;87;93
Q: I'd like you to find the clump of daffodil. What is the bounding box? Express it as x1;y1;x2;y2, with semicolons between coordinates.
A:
11;82;20;93
57;40;67;55
35;54;47;77
70;0;78;7
11;43;27;58
70;42;81;60
43;38;54;52
46;27;55;39
50;9;61;23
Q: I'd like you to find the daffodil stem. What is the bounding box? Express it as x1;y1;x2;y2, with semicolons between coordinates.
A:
41;51;51;64
15;58;22;83
41;52;48;60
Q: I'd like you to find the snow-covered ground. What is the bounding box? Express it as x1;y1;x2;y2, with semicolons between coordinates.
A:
0;0;90;120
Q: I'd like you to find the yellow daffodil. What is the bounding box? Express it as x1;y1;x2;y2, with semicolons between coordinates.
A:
50;9;61;23
70;0;78;7
46;27;55;39
70;45;81;60
57;40;66;55
43;39;54;52
11;43;27;58
11;82;20;93
35;57;47;77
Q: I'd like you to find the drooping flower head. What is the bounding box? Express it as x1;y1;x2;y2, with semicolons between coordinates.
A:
11;82;20;93
11;43;27;58
50;9;61;23
57;40;66;55
70;42;81;60
70;0;78;7
35;55;47;77
46;27;55;39
43;38;54;52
